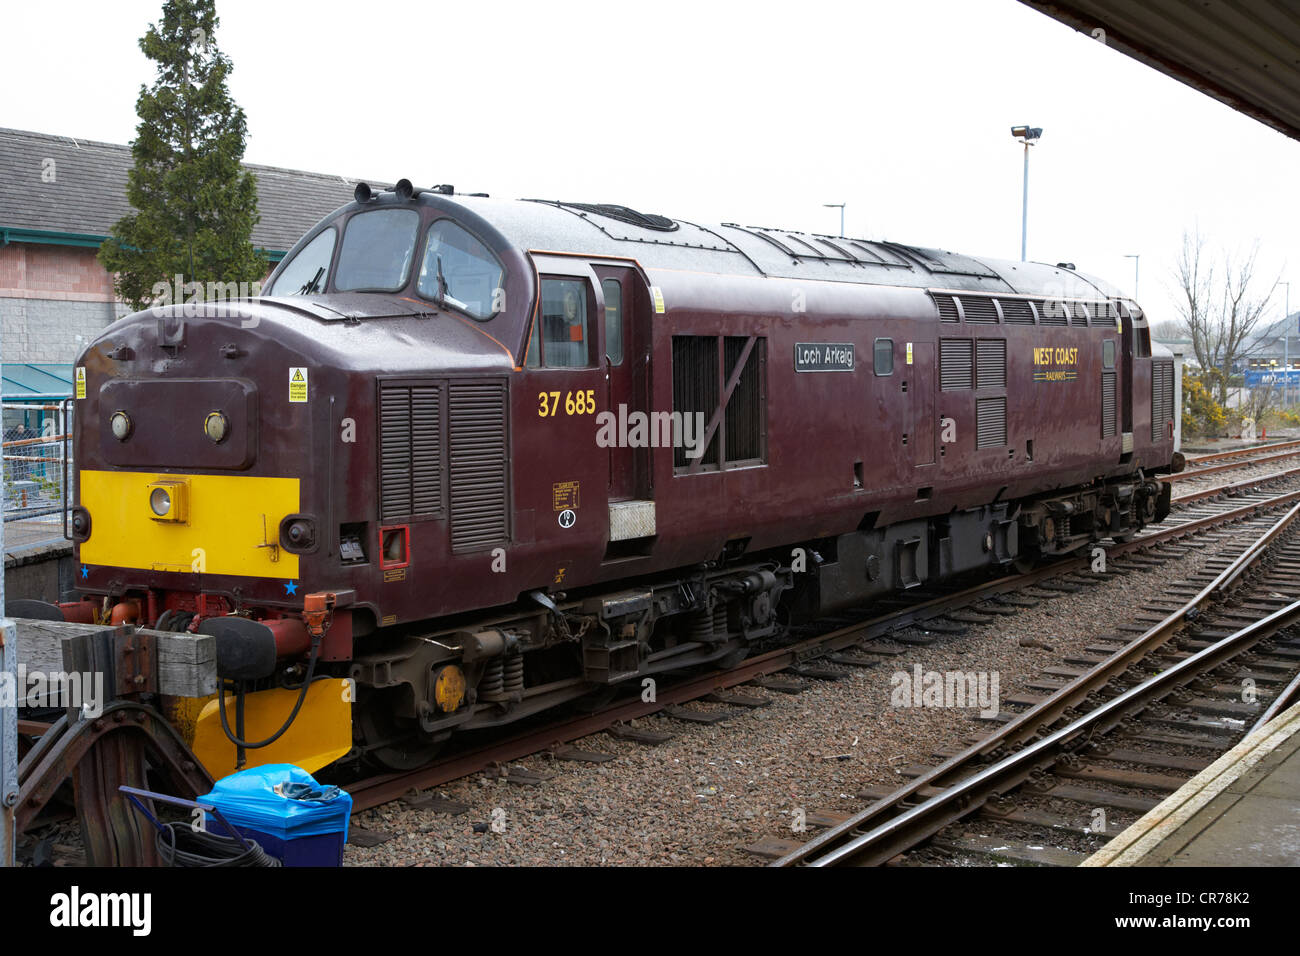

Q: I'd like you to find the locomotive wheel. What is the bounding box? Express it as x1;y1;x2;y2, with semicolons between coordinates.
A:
716;644;749;670
356;689;448;771
1013;553;1038;575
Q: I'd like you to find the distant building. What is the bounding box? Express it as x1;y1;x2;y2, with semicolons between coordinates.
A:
0;127;378;378
1240;314;1300;386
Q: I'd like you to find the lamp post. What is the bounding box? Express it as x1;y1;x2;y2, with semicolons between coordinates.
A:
1282;281;1291;408
1125;254;1140;301
1010;126;1042;261
823;203;846;238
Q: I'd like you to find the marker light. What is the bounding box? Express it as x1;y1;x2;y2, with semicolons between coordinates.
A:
110;411;133;441
204;411;229;443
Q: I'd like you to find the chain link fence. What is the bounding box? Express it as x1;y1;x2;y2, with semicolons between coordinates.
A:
3;402;72;551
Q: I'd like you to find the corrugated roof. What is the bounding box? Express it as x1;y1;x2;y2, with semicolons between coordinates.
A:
0;127;382;252
1021;0;1300;141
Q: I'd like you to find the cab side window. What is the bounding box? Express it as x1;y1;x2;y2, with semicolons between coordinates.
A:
603;278;624;365
527;278;591;368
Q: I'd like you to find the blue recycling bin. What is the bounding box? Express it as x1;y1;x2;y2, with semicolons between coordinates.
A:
201;764;351;867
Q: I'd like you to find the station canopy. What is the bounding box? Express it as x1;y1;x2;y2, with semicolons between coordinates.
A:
1021;0;1300;140
2;364;73;401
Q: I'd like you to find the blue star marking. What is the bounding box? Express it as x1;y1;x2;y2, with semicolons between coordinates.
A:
285;580;298;596
81;565;89;579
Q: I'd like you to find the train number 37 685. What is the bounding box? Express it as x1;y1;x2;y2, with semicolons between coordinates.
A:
538;390;597;417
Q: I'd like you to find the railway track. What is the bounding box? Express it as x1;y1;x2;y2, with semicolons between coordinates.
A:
1183;438;1300;466
1166;438;1300;496
768;496;1300;867
342;475;1300;816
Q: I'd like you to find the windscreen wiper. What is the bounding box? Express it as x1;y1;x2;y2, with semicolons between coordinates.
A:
436;255;448;305
297;266;325;295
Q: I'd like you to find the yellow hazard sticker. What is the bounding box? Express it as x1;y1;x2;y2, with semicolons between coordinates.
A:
75;366;86;399
906;343;913;365
289;367;308;403
650;286;665;314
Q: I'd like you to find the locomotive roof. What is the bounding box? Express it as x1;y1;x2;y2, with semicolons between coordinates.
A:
398;192;1129;305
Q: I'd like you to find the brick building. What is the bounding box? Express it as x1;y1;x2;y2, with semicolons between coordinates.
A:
0;127;376;372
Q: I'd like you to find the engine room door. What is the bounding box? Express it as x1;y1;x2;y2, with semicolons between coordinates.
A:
911;341;936;466
594;265;652;502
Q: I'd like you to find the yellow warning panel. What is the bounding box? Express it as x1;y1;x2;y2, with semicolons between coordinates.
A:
289;367;308;403
191;678;352;777
75;367;86;399
79;470;299;578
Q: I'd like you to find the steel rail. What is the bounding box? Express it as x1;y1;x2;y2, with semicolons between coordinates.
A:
1184;439;1300;465
1173;465;1300;504
771;499;1300;867
1168;447;1300;481
1249;668;1300;734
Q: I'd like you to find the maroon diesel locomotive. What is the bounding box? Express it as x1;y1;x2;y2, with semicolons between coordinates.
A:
68;181;1179;771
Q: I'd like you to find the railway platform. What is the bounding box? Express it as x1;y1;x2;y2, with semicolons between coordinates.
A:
1084;700;1300;867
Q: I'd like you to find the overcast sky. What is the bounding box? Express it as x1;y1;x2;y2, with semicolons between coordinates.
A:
3;0;1297;331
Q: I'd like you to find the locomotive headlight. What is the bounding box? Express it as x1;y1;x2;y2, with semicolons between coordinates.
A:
150;487;172;516
110;410;133;441
204;411;229;443
147;479;189;523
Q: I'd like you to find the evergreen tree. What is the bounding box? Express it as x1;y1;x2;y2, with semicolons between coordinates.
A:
99;0;265;311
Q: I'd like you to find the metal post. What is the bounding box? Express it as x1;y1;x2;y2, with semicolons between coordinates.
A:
1125;254;1140;301
1285;282;1292;408
1278;281;1292;409
1021;142;1029;262
1;332;14;864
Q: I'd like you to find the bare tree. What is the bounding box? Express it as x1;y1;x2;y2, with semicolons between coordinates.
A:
1173;229;1278;404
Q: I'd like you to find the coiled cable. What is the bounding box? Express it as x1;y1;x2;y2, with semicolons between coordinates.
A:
156;822;281;867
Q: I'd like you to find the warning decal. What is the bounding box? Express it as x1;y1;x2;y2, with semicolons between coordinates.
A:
289;367;308;403
75;367;86;400
552;480;580;511
650;286;665;314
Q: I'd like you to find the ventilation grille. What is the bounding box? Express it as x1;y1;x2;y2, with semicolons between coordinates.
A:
724;336;765;463
941;338;973;390
380;383;443;521
1069;303;1089;327
449;380;509;553
959;296;999;324
976;397;1007;448
1102;370;1117;438
1039;300;1069;326
673;335;720;468
1000;298;1035;325
1152;360;1174;442
977;339;1007;388
931;292;959;322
